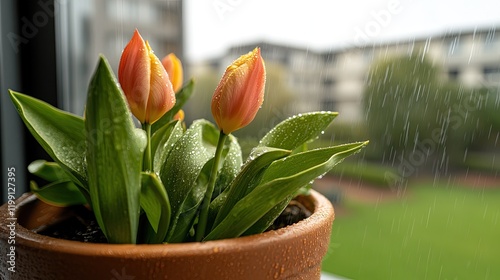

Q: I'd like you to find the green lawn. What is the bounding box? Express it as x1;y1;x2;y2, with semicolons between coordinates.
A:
321;182;500;279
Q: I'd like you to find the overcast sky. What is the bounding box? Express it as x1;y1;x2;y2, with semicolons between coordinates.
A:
185;0;500;62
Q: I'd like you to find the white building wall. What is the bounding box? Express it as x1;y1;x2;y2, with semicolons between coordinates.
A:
209;28;500;124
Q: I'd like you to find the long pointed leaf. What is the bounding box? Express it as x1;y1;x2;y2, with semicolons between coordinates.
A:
163;121;241;242
161;120;216;242
168;158;213;242
243;198;290;236
258;111;338;150
211;147;291;230
212;134;242;199
28;160;70;182
28;160;90;204
205;141;368;240
85;56;146;244
140;172;171;244
151;120;184;172
30;180;87;207
9;91;87;187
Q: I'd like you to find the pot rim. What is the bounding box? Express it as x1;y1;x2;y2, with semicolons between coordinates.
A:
3;189;334;258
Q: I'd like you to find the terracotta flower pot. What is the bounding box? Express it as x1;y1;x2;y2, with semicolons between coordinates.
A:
0;190;334;280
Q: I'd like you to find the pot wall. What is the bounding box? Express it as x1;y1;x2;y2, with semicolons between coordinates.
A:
0;190;334;280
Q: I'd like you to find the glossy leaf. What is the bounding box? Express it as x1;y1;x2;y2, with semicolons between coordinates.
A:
258;111;338;151
173;158;215;242
140;172;171;244
204;141;368;240
212;134;243;200
28;160;70;182
85;56;147;244
161;120;216;242
243;198;289;236
211;147;291;230
163;122;241;242
151;120;184;172
9;91;87;188
30;180;87;207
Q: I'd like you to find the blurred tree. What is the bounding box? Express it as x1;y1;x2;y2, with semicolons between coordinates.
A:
482;89;500;129
363;54;485;174
476;88;500;150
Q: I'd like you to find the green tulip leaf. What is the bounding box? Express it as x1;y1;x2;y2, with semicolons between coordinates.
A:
28;160;71;182
244;141;369;235
210;147;291;230
163;121;241;242
161;120;217;242
204;141;368;240
85;56;147;244
243;198;290;236
9;91;87;188
171;158;215;243
212;134;243;200
30;180;87;207
258;111;338;151
151;120;184;172
152;79;194;133
140;172;171;244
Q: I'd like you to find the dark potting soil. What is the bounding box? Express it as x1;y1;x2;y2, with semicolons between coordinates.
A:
266;200;312;231
37;205;108;243
37;200;311;243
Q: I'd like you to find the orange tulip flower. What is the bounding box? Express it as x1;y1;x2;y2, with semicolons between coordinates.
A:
161;53;184;92
211;48;266;134
173;109;185;121
119;29;175;124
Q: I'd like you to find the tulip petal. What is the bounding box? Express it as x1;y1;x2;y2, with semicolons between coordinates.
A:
145;42;176;124
162;53;184;92
211;48;266;134
119;30;176;124
145;42;175;123
118;29;151;123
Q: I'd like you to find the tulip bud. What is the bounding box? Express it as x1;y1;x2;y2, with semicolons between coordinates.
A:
161;53;184;92
211;48;266;134
173;109;185;121
119;29;176;124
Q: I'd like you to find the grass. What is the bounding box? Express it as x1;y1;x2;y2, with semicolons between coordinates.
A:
321;182;500;279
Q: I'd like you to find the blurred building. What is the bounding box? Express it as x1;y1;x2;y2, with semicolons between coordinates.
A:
328;27;500;122
57;0;183;115
0;0;184;201
215;43;325;114
91;0;183;69
202;27;500;123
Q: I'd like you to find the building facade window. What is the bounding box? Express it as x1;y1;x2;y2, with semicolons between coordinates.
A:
321;98;337;111
483;31;500;52
448;68;460;80
447;36;461;56
483;66;500;84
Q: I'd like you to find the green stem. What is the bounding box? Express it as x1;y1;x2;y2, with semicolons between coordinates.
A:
142;123;152;171
196;130;228;241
